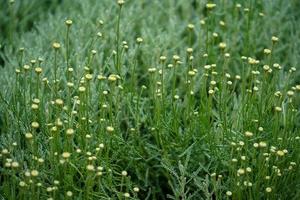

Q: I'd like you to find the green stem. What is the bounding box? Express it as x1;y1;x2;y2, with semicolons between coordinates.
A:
116;6;122;74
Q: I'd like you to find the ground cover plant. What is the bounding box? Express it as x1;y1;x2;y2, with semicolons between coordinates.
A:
0;0;300;199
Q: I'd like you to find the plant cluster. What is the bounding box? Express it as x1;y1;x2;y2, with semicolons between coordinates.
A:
0;0;300;199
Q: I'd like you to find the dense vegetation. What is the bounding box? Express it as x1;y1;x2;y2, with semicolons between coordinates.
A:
1;0;300;199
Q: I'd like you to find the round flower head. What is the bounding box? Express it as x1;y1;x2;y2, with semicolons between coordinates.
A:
204;65;211;70
65;19;73;26
206;3;216;9
187;23;195;30
226;191;232;196
188;71;196;76
35;67;42;74
19;181;27;187
108;74;118;82
273;63;281;69
79;86;86;92
275;106;282;112
276;150;284;156
23;64;30;70
263;65;270;71
97;32;102;37
66;128;74;136
219;42;226;49
53;180;60;185
97;74;106;80
173;55;180;61
106;126;114;132
25;132;33;139
259;141;267;147
237;168;245;175
136;37;143;43
62;152;71;159
148;68;157;73
224;53;230;58
117;0;125;6
287;90;294;97
55;99;64;105
208;89;214;95
86;165;95;171
98;19;104;25
66;191;73;197
2;149;9;154
12;161;19;168
85;74;93;80
264;48;271;54
31;122;40;129
121;170;128;176
248;57;259;65
271;36;279;42
52;42;61;49
266;187;272;193
91;50;97;55
31;170;39;177
86;134;92;139
245;131;253;137
103;91;108;95
210;80;216;85
160;56;167;62
186;48;193;54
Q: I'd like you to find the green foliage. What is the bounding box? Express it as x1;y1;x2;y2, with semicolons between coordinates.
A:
0;0;300;199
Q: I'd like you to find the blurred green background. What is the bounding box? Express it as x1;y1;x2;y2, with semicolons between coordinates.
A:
1;0;300;71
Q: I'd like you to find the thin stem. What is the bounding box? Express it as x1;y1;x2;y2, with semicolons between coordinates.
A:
116;6;122;74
